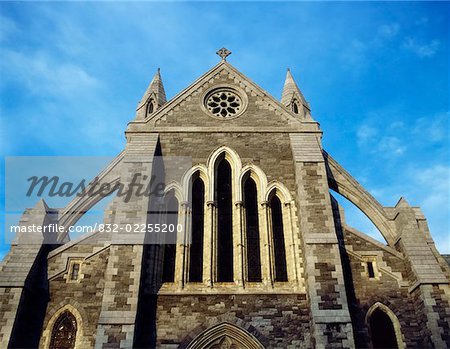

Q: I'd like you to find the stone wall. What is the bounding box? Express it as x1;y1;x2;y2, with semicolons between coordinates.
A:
158;132;297;194
341;229;427;348
155;294;311;348
40;245;109;348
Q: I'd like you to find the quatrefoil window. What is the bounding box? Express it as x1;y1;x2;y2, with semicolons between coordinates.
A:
206;89;242;118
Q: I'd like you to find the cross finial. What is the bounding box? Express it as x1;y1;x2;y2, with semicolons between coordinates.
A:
216;47;231;61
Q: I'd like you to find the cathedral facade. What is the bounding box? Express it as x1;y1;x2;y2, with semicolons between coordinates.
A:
1;50;449;348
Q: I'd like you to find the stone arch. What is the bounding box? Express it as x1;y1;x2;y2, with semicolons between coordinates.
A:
365;302;405;349
56;151;125;241
239;164;268;203
182;164;210;203
41;303;90;349
164;181;183;203
265;181;293;204
207;146;242;204
184;322;265;349
324;152;397;245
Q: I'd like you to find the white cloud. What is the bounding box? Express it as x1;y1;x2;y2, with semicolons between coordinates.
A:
356;123;406;157
356;124;377;145
0;49;101;98
377;136;405;156
410;164;450;253
413;112;449;143
377;23;399;39
415;165;449;195
403;37;440;58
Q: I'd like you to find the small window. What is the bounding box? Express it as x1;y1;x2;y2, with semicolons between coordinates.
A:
367;261;375;278
292;100;299;114
70;263;80;281
147;99;155;116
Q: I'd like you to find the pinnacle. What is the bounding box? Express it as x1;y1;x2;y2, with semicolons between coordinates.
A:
281;68;307;107
137;68;167;111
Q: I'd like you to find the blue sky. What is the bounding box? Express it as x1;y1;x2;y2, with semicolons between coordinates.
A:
0;2;449;258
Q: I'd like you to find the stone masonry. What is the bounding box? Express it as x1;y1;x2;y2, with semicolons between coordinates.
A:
0;52;449;348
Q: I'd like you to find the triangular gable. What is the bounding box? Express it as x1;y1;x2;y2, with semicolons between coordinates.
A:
136;61;309;128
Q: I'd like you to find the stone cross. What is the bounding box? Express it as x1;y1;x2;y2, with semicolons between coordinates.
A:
216;47;231;61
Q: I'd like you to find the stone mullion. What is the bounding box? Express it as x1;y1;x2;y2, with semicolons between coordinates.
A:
261;201;274;288
183;204;192;286
204;201;214;287
234;201;245;287
206;201;216;286
174;202;188;288
284;202;299;287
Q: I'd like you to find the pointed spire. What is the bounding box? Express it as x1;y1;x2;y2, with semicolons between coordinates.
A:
281;68;307;107
149;68;167;106
136;68;167;116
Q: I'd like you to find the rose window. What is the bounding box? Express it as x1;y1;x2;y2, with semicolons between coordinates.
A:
206;89;242;118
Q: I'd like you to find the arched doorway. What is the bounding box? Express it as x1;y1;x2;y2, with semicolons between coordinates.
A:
366;303;404;349
49;311;77;349
186;322;264;349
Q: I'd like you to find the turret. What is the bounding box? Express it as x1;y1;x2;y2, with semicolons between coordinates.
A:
281;69;311;120
136;68;167;120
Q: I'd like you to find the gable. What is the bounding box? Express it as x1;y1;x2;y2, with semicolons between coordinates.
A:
128;62;316;132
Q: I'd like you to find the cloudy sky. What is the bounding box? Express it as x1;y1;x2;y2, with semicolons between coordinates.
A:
0;2;448;258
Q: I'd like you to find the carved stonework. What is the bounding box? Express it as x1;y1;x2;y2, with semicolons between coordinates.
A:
210;336;239;349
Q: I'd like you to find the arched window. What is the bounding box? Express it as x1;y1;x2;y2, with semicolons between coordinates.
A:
369;307;401;349
292;100;299;114
216;158;233;282
50;311;77;349
270;195;288;282
244;177;261;282
189;176;204;282
147;99;155;116
162;194;178;283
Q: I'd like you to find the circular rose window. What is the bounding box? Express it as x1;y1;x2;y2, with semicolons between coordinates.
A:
205;89;243;118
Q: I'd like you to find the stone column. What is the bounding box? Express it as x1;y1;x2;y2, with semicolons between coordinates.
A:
260;201;274;288
174;201;188;289
284;201;299;286
208;201;218;284
235;201;245;287
290;133;355;349
204;201;214;287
